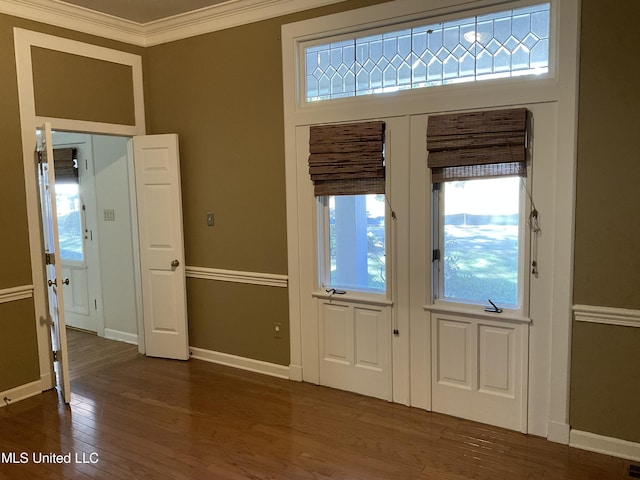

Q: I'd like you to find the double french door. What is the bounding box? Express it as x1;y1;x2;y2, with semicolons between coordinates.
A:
296;105;561;432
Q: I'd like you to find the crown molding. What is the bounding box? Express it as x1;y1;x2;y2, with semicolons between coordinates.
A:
0;0;346;47
1;0;146;45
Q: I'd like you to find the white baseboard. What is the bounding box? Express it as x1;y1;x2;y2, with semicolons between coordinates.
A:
189;347;290;380
40;371;54;391
0;380;42;408
104;328;139;345
570;429;640;462
288;364;303;382
547;420;571;444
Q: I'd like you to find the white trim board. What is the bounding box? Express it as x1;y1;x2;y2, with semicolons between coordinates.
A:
186;266;288;288
14;27;147;394
190;347;290;380
0;285;34;304
573;304;640;329
0;380;42;409
570;430;640;462
281;0;580;441
0;0;345;47
104;328;139;345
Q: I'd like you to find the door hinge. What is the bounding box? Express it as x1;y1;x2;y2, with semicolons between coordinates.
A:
52;350;59;362
45;252;55;265
432;249;441;261
36;150;48;164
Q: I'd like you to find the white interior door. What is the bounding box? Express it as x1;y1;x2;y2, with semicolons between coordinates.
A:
38;122;71;403
132;134;189;360
53;134;104;335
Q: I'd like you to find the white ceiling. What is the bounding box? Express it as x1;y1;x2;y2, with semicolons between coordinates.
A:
59;0;232;24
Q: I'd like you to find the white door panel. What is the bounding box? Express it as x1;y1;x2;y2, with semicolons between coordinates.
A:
133;134;188;360
479;324;515;396
319;299;392;401
436;318;472;388
322;303;351;364
431;312;528;432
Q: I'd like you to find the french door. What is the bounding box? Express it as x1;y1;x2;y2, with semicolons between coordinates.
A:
38;122;71;403
296;110;552;432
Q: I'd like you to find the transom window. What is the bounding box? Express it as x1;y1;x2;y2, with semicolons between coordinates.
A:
305;3;550;102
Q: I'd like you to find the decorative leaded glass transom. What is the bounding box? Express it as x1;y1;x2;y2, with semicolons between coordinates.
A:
304;3;550;102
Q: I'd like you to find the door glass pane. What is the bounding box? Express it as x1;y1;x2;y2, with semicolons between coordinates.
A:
441;177;521;307
328;194;386;293
55;183;84;262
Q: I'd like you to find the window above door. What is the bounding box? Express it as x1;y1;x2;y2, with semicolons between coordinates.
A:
303;2;551;103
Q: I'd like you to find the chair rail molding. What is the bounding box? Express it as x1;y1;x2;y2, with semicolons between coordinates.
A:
0;285;34;304
186;266;288;288
573;304;640;328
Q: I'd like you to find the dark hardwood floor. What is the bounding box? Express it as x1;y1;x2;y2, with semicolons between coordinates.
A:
66;328;139;380
0;351;632;479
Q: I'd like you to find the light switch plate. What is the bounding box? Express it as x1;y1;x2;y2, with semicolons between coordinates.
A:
206;212;214;226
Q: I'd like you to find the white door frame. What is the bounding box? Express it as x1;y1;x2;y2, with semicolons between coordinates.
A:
281;0;580;442
14;28;147;391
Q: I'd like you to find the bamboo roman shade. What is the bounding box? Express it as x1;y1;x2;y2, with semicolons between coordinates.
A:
426;108;528;183
308;121;385;196
53;148;78;184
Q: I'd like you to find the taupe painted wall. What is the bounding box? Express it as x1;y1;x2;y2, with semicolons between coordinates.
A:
32;47;136;125
0;12;142;392
144;0;389;365
570;1;640;443
0;300;39;392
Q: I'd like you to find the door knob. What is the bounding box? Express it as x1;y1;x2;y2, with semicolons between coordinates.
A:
171;259;180;268
47;278;70;287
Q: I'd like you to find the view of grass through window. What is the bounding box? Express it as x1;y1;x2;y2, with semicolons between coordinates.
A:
442;177;521;307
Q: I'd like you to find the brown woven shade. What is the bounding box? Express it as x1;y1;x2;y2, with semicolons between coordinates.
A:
427;108;528;183
54;148;78;184
309;121;385;196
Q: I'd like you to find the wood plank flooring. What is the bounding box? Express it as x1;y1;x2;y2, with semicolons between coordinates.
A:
0;353;633;479
66;328;139;380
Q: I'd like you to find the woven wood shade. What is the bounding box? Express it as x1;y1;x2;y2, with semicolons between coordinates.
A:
427;108;528;183
309;121;385;196
54;148;78;184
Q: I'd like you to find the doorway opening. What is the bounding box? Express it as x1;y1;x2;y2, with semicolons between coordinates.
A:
48;131;142;376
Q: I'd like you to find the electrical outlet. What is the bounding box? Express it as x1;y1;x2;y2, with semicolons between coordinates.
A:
274;322;282;339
